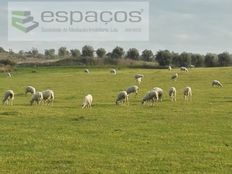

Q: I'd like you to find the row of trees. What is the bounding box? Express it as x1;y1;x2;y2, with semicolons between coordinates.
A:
1;46;232;67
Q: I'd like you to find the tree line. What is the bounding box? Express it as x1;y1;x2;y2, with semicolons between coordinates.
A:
0;46;231;67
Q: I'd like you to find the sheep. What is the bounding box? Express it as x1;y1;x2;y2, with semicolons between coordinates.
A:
171;73;178;81
7;72;12;78
25;86;36;95
141;90;159;105
168;66;172;71
153;87;163;102
82;94;93;108
30;92;43;105
134;74;144;85
126;85;139;95
84;69;90;73
212;80;223;87
183;87;192;101
110;69;117;75
180;66;189;72
169;87;176;101
189;65;195;69
2;90;14;105
41;89;54;104
116;91;129;105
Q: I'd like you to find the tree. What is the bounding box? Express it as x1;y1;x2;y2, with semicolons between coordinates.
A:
155;50;173;66
141;49;154;62
0;47;5;53
82;45;94;57
111;46;125;59
31;48;39;57
218;52;231;66
70;49;81;58
179;52;191;67
126;48;140;60
45;49;56;59
191;54;204;67
204;53;218;67
58;47;69;57
96;48;106;58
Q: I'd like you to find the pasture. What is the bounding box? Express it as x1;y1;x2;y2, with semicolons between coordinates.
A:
0;67;231;173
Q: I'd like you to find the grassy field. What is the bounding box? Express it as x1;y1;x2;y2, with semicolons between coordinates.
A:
0;67;231;174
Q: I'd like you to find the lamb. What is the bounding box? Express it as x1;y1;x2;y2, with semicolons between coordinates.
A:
25;86;36;95
134;74;144;85
171;73;178;81
110;69;117;75
153;87;163;102
116;91;129;105
183;87;192;101
168;66;172;71
212;80;223;87
41;89;54;104
2;90;14;105
126;85;139;95
141;90;159;105
84;69;90;73
82;94;93;108
169;87;177;101
180;67;189;72
30;92;43;105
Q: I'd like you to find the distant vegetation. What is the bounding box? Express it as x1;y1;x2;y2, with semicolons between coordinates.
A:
0;46;231;67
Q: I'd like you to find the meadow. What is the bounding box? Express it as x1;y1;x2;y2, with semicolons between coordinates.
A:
0;67;231;174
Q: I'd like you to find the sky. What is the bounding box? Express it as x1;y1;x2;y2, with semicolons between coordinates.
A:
1;0;232;54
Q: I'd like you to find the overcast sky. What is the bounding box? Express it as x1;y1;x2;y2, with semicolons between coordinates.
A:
1;0;232;54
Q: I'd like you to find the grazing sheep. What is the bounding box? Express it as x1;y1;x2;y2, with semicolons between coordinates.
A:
168;66;172;71
126;85;139;95
84;69;90;73
25;86;36;95
183;87;192;101
30;92;43;105
82;94;93;108
171;73;178;81
153;87;163;102
142;90;159;105
134;74;144;85
2;90;14;105
180;67;189;72
110;69;117;75
7;72;12;78
42;89;54;104
189;65;195;69
116;91;129;105
169;87;177;101
212;80;223;87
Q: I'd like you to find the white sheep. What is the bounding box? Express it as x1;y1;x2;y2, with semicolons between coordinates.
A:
212;80;223;87
142;90;159;105
2;90;14;105
169;87;177;101
134;74;144;85
116;91;129;105
171;73;178;81
153;87;163;102
82;94;93;108
25;86;36;95
7;72;12;78
110;69;117;75
42;89;54;104
168;66;172;71
30;92;43;105
136;77;142;85
84;69;90;73
126;85;139;95
183;87;192;101
180;67;189;72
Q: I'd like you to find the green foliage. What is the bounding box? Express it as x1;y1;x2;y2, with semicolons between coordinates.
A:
155;50;173;66
0;67;231;173
111;46;125;59
82;45;94;57
58;47;69;57
45;49;56;59
218;52;232;66
126;48;140;60
205;53;218;67
96;48;106;58
70;49;81;58
141;49;154;62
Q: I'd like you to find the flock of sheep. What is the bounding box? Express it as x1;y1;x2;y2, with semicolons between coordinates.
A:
2;67;223;108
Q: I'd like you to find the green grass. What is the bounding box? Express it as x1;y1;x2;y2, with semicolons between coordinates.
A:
0;67;231;174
